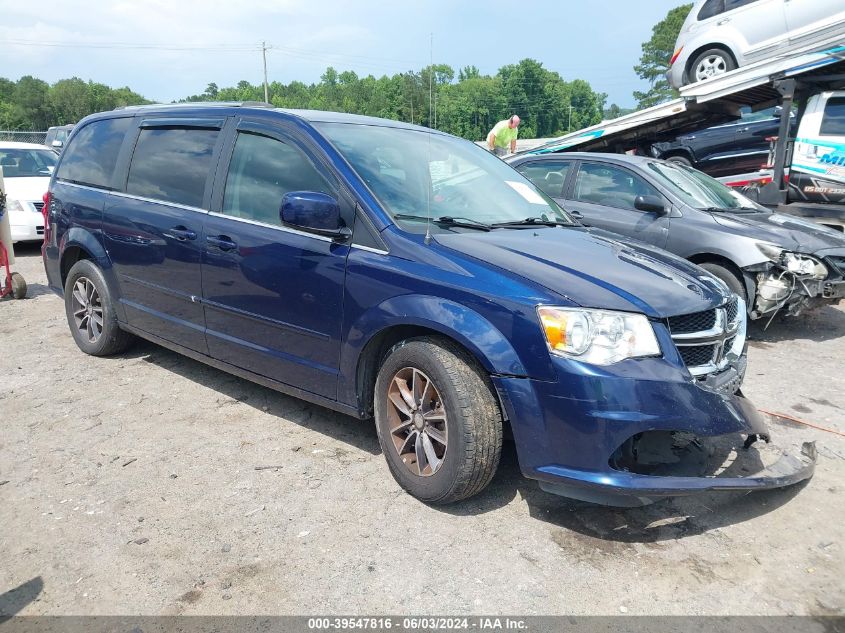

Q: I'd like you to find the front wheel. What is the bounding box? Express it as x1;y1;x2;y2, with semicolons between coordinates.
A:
374;337;503;504
698;262;747;304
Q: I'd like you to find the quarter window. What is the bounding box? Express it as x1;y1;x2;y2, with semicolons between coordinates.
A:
517;161;572;198
820;97;845;136
222;132;333;226
55;117;131;189
698;0;725;20
126;128;219;208
573;163;662;210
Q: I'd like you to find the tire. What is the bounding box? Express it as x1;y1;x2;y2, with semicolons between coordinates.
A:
373;336;503;504
10;272;26;299
64;259;134;356
666;155;692;167
698;262;746;303
689;48;736;84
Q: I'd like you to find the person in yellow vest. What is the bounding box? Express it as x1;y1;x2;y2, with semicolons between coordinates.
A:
486;115;520;157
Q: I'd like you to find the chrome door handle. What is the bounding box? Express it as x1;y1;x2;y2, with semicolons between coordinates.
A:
717;18;730;25
206;235;238;252
167;226;197;241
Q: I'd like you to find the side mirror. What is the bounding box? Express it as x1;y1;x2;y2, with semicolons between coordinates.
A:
280;191;351;241
634;194;667;214
51;140;63;148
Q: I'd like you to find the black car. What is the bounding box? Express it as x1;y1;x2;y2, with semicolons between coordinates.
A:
651;107;796;178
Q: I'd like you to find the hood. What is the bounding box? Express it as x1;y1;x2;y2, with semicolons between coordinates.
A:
1;175;51;203
712;210;845;254
435;227;726;318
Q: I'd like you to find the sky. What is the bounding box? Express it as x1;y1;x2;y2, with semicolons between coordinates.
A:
0;0;686;109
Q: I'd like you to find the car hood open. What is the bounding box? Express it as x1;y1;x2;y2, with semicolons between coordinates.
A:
712;210;845;254
435;226;727;318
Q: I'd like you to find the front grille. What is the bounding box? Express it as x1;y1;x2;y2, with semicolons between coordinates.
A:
679;345;717;367
32;201;44;212
667;308;716;334
725;297;739;324
36;226;44;235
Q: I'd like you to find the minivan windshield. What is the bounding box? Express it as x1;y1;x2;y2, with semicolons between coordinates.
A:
315;123;574;231
0;148;57;178
647;160;760;213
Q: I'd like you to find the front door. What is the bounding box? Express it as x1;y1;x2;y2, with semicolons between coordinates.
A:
564;161;670;249
201;120;351;399
784;0;845;45
103;117;226;353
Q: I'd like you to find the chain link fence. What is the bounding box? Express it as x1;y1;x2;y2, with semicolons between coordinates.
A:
0;131;48;144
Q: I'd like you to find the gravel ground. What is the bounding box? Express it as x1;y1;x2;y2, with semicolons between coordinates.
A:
1;243;843;616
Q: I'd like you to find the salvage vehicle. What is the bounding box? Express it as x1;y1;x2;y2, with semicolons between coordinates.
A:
509;152;845;321
42;103;815;506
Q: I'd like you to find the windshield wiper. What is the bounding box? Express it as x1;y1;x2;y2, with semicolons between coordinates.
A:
491;216;573;229
700;206;756;214
393;214;491;231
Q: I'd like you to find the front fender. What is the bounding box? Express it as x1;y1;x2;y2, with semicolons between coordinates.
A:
338;294;545;408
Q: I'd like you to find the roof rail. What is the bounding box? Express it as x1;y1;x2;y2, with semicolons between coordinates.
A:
113;101;273;111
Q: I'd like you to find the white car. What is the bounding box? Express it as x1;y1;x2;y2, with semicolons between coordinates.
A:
0;142;56;243
667;0;845;88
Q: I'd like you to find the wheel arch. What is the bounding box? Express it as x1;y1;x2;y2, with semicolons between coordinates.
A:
340;295;539;417
687;252;755;303
685;43;738;81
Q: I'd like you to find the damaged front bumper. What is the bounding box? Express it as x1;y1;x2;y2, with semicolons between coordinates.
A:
493;328;817;506
749;252;845;318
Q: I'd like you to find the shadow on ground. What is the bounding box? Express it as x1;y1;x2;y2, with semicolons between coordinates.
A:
105;339;381;456
0;577;43;618
748;304;845;344
442;441;806;544
95;329;813;545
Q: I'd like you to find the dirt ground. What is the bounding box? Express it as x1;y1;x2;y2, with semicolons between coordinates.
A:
1;243;843;616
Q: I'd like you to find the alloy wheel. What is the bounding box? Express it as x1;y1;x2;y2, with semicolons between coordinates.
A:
385;367;448;477
71;276;104;343
695;55;728;82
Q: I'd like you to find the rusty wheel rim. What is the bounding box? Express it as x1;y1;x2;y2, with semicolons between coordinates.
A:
386;367;448;477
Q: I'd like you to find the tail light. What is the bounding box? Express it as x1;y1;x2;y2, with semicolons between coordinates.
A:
670;47;684;67
42;191;51;244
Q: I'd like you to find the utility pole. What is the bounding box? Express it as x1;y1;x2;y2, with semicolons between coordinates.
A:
262;41;270;104
568;104;573;132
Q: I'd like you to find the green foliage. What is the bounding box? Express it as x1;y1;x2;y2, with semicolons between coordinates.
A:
181;58;606;140
0;76;149;130
2;59;607;140
633;3;693;109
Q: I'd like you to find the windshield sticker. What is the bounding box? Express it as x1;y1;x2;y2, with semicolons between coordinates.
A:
506;181;547;205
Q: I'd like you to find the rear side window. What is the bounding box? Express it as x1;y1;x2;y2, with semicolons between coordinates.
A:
55;117;131;188
820;97;845;136
698;0;725;20
222;132;333;226
126;128;219;208
516;161;572;198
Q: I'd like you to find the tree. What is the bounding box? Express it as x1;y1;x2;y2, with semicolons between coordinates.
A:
633;3;692;109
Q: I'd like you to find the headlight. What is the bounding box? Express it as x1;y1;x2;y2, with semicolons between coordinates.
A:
4;199;26;214
756;242;827;279
537;307;661;365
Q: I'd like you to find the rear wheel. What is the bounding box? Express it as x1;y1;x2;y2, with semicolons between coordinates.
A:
64;259;134;356
698;262;746;303
665;155;692;167
690;48;736;83
374;337;503;504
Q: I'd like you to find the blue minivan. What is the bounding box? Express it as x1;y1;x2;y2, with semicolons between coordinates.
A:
42;103;815;506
